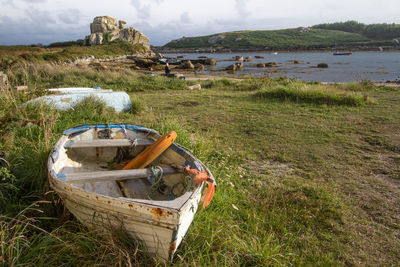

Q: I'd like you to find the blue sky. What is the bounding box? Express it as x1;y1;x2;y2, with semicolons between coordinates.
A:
0;0;399;46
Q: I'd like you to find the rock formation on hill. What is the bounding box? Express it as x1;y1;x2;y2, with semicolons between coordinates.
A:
85;16;150;48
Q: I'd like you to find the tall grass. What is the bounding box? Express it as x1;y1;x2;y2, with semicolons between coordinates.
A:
4;64;189;92
1;66;396;265
254;81;372;106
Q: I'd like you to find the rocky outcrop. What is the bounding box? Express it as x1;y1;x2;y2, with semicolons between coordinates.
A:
244;56;252;62
265;62;278;67
177;60;194;69
317;63;329;68
208;35;225;44
194;63;204;70
226;62;244;72
86;16;150;48
205;58;217;66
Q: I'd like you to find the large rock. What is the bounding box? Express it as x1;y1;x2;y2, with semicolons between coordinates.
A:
178;60;194;69
90;16;118;33
194;63;204;70
86;16;150;49
205;58;217;66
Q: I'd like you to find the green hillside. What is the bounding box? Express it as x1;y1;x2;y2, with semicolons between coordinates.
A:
163;28;390;50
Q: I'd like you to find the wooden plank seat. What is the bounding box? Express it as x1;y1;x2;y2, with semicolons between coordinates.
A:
64;138;154;149
64;167;181;184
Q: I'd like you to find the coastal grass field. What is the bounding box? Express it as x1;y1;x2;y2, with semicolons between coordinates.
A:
164;28;391;50
1;65;399;266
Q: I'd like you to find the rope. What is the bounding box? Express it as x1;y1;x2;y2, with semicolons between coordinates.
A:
129;138;138;148
147;166;164;200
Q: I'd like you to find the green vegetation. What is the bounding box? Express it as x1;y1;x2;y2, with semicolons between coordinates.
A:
165;28;371;49
0;40;150;71
255;81;371;106
164;21;400;50
1;64;399;265
313;20;400;40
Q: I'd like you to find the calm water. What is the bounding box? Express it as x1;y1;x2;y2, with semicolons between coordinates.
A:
165;51;400;82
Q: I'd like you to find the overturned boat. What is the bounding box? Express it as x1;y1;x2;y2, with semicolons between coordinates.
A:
48;124;216;260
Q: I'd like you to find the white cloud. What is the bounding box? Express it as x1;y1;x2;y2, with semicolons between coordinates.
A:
58;8;83;25
21;0;47;2
235;0;251;19
180;12;192;24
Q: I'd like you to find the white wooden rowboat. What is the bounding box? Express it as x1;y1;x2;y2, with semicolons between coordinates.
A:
47;124;215;260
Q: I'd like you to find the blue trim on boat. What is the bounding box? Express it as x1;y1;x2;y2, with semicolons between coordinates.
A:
171;144;186;156
63;124;156;136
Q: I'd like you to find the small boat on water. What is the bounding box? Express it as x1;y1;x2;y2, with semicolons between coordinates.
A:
48;124;216;260
333;52;352;56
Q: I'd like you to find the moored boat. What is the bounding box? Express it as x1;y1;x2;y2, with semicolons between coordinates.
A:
48;124;216;260
333;52;352;56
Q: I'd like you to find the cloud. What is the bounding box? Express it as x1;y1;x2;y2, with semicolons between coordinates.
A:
0;8;86;45
235;0;251;19
58;8;83;25
21;0;47;2
180;12;192;24
130;0;164;20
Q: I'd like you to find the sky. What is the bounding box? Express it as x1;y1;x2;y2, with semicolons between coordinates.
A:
0;0;399;46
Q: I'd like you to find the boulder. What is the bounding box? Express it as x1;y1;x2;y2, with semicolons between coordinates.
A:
256;63;266;68
205;57;217;66
244;56;252;62
88;33;104;45
194;63;204;71
255;55;264;59
178;60;194;69
86;16;150;48
119;28;150;48
235;62;244;69
317;63;329;68
226;64;237;71
185;84;201;90
235;56;243;61
119;20;126;29
90;16;118;33
265;62;278;67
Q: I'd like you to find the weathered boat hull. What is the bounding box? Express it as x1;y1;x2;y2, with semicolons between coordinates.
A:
48;124;213;260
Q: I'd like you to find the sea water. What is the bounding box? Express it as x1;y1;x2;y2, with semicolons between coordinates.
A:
165;51;400;82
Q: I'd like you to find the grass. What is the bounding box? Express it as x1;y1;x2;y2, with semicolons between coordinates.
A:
0;64;399;266
254;81;372;106
0;41;150;71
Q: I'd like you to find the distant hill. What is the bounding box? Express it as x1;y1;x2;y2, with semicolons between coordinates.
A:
163;21;400;51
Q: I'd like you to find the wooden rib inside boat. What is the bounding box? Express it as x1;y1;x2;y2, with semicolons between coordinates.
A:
47;124;215;260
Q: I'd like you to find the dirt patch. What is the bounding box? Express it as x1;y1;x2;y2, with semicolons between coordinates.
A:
177;101;200;106
242;160;295;179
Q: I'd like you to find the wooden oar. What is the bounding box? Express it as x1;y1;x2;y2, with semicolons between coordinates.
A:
65;167;181;184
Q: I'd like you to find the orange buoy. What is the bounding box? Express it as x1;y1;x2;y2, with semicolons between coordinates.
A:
185;166;216;207
122;131;177;170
